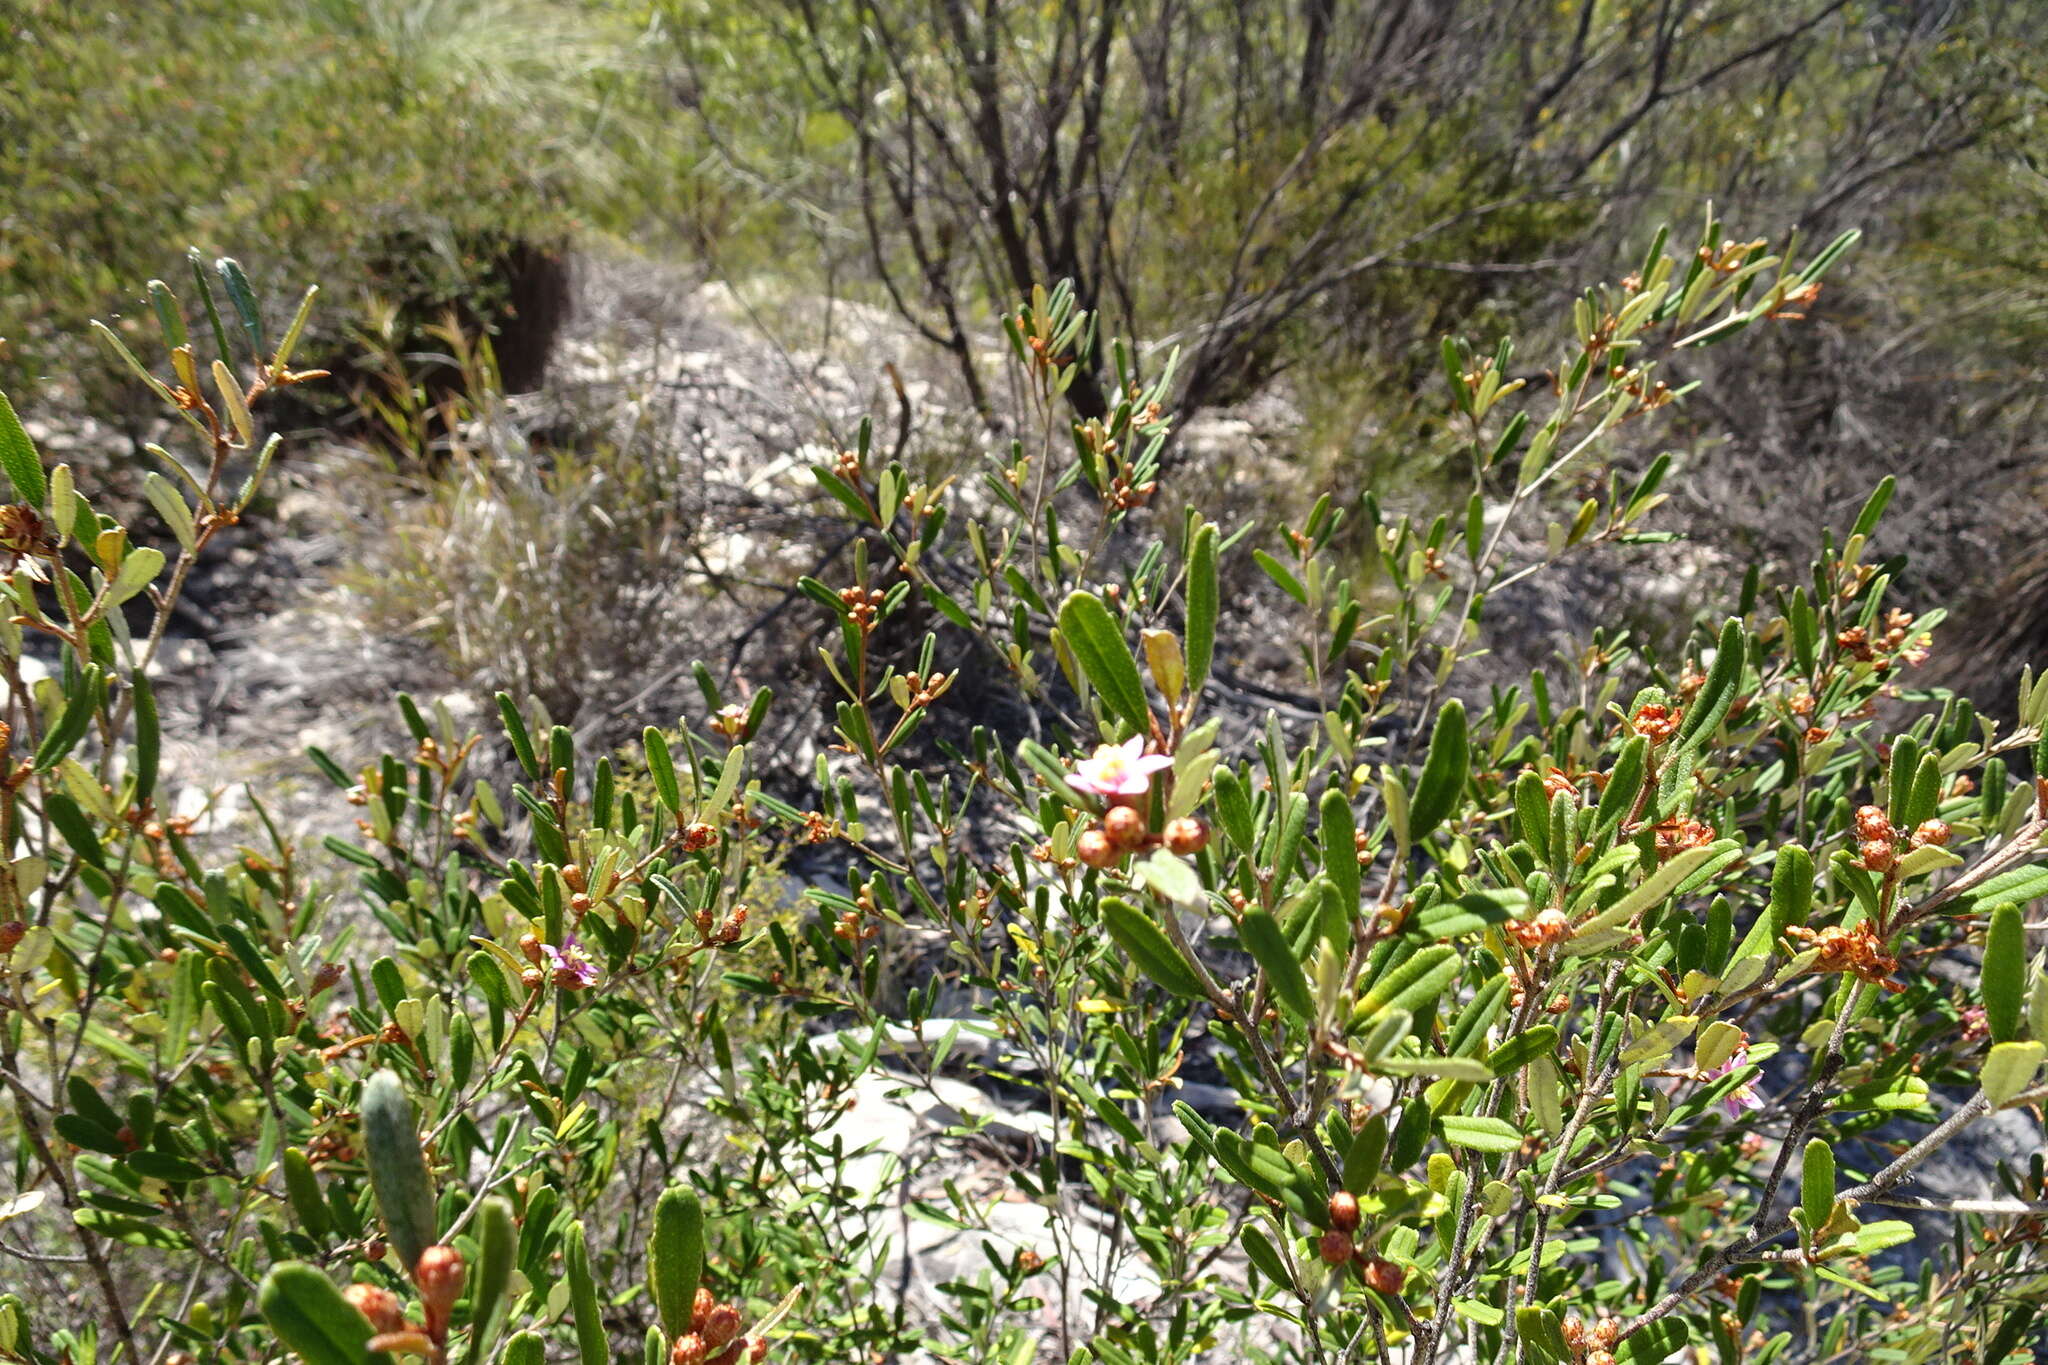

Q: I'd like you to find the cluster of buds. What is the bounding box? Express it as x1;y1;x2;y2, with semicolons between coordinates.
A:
831;905;878;942
671;1286;769;1365
1629;703;1683;745
1313;1192;1405;1293
1507;979;1571;1014
1105;473;1156;512
1852;804;1951;874
1077;812;1207;869
1561;1313;1622;1364
797;810;838;844
346;1243;467;1360
1787;922;1902;992
1122;382;1165;428
891;670;955;710
682;820;718;853
711;705;750;740
837;584;887;630
1700;237;1767;273
829;448;862;483
1540;767;1579;802
691;904;749;946
1507;907;1574;952
1652;816;1715;861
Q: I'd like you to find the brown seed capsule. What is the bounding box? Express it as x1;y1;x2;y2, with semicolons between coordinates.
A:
748;1338;769;1363
1360;1257;1405;1294
1102;804;1148;850
521;967;546;992
518;932;545;965
1318;1229;1355;1265
1911;819;1952;848
702;1302;743;1350
670;1335;707;1365
0;920;26;953
312;962;345;993
1162;817;1209;855
1591;1317;1620;1349
1076;829;1119;869
1327;1191;1361;1232
364;1238;387;1262
343;1283;406;1335
1859;839;1895;873
692;1287;716;1330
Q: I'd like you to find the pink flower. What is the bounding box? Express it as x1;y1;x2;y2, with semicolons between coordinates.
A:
541;934;599;990
1703;1046;1763;1119
1069;737;1174;799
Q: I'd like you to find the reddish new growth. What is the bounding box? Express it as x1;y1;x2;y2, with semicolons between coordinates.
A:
1787;923;1903;993
1653;817;1715;860
1630;703;1683;744
1507;908;1573;951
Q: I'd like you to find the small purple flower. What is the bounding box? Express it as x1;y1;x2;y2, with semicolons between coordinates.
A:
1703;1045;1763;1119
541;934;599;991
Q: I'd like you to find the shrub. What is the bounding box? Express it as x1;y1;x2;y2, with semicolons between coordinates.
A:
3;220;2046;1365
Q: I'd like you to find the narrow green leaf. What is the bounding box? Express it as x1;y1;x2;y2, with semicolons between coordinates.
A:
1101;897;1208;1001
1440;1115;1521;1152
1185;522;1218;696
258;1263;389;1365
1983;903;2025;1043
1408;700;1468;843
461;1198;517;1365
1800;1137;1835;1235
1058;591;1151;733
0;391;49;507
360;1070;438;1273
648;1186;704;1339
1241;909;1314;1022
564;1220;606;1365
644;728;681;814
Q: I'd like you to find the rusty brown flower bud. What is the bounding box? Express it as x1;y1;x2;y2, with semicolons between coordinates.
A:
1327;1191;1361;1232
0;920;25;954
1859;839;1895;873
343;1283;406;1335
1162;817;1209;855
414;1244;465;1316
1360;1257;1405;1294
521;967;545;992
518;932;545;965
1076;829;1119;868
692;1287;716;1330
1318;1229;1355;1265
702;1302;743;1350
312;962;345;993
1102;804;1148;850
671;1335;707;1365
1911;819;1951;848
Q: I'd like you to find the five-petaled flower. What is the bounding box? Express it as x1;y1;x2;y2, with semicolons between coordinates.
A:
1069;737;1173;799
1703;1045;1763;1119
541;934;599;990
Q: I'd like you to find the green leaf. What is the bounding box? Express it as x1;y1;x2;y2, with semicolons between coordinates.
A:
1185;522;1218;697
1239;1225;1293;1291
1409;892;1514;940
1800;1137;1835;1236
644;727;681;813
1983;902;2025;1043
1354;945;1460;1022
1849;475;1894;540
1439;1115;1522;1152
281;1148;330;1238
1594;737;1647;835
1620;1015;1698;1066
216;257;265;357
1515;1306;1571;1362
109;546;165;605
1983;1041;2045;1108
1677;619;1744;752
648;1186;704;1339
461;1198;517;1365
1486;1026;1558;1077
258;1263;389;1365
0;390;49;507
131;669;160;802
564;1220;607;1365
1408;700;1468;843
1251;548;1307;605
1241;909;1315;1022
503;1333;546;1365
1852;1220;1915;1256
1101;897;1209;1001
360;1070;438;1273
495;693;540;780
1058;591;1151;734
